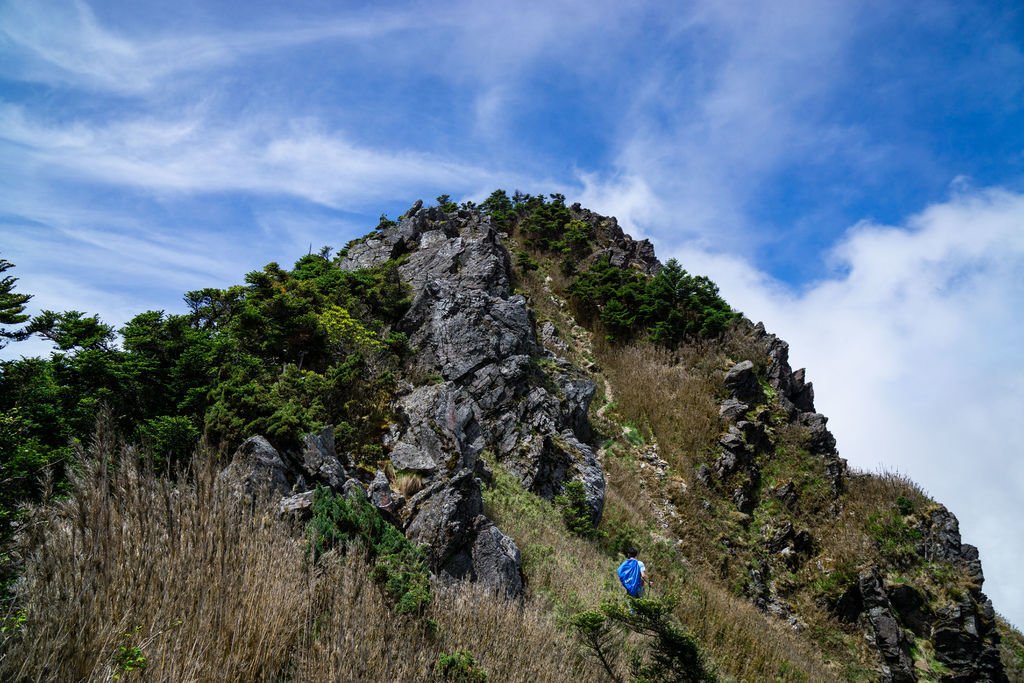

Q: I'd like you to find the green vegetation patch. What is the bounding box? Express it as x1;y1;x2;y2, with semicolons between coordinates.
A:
0;250;412;573
435;650;488;682
573;595;717;683
570;257;739;344
308;486;431;615
866;508;922;569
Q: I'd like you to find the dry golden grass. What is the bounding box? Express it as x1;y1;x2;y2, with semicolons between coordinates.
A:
395;472;425;498
684;572;840;682
811;469;930;581
595;339;722;470
0;426;610;682
1;430;309;681
293;556;595;683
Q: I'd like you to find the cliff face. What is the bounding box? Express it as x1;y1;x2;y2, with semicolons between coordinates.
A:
224;198;1009;682
715;328;1006;682
337;201;604;595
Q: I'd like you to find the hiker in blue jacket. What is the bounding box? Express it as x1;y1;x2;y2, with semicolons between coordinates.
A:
617;547;650;597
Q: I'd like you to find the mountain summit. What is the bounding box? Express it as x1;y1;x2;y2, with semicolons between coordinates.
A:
1;193;1018;681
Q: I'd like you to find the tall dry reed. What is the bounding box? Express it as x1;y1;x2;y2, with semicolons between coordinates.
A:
1;426;309;681
1;421;611;682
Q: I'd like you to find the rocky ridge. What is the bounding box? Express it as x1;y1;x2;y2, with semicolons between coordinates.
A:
219;198;1009;681
342;201;608;595
706;327;1006;682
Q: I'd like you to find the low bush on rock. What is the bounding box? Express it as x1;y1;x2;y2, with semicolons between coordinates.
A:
308;486;431;615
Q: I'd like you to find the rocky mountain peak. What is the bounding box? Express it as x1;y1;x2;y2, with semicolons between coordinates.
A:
221;197;1012;680
334;201;604;594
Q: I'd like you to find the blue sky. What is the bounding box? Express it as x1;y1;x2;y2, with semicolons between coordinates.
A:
2;0;1023;628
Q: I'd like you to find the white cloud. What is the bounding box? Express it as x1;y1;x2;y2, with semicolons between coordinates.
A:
0;0;414;93
586;0;879;251
0;105;511;208
576;172;665;242
670;185;1024;628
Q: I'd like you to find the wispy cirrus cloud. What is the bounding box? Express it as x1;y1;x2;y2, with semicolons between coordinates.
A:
580;0;870;250
0;104;516;208
0;0;415;94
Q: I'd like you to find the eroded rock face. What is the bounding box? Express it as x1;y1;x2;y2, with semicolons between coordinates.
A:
220;435;293;499
859;568;916;683
299;427;349;490
569;203;660;275
914;507;1007;683
752;323;847;496
724;360;764;406
403;469;523;596
221;428;353;506
344;204;603;514
339;202;606;597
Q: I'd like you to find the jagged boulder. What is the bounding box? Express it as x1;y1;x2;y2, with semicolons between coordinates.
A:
719;398;749;421
368;470;403;519
279;489;315;517
569;203;660;275
387;382;483;473
933;594;1007;683
760;330;815;414
221;427;351;502
913;506;1006;682
724;360;764;406
299;426;349;490
539;320;570;356
404;469;483;566
463;517;524;598
859;568;916;683
404;469;523;596
887;584;931;638
220;436;293;499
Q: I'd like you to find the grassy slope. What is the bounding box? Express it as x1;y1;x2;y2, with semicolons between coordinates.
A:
0;424;602;682
509;260;839;682
507;226;1024;682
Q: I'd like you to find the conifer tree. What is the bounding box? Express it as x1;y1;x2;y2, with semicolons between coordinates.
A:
0;257;32;348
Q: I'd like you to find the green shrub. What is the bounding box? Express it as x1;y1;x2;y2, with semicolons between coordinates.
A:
574;595;716;683
480;189;515;226
555;480;598;539
515;250;540;272
436;195;459;213
895;495;915;516
134;415;199;472
519;193;574;252
308;487;431;615
112;626;147;679
866;508;922;568
377;213;397;230
436;650;487;682
570;257;738;345
605;596;716;683
571;610;624;682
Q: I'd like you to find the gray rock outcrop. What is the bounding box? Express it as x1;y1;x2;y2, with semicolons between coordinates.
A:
221;427;356;518
220;435;294;500
339;202;607;596
860;568;916;683
724;360;764;406
914;506;1006;682
569;203;660;275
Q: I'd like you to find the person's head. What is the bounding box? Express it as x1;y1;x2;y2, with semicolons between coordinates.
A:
626;546;638;559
